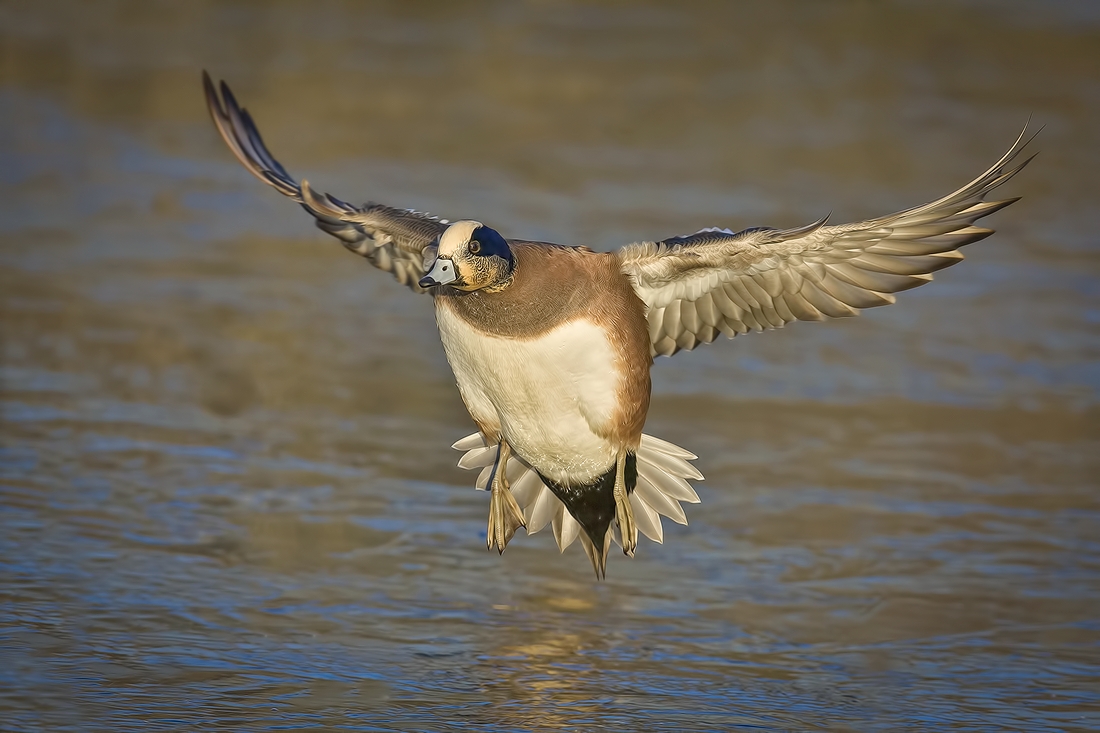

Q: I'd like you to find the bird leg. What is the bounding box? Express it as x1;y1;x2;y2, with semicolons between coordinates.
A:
613;450;637;557
486;440;526;554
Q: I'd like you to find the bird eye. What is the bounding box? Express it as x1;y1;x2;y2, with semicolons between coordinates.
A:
468;240;481;255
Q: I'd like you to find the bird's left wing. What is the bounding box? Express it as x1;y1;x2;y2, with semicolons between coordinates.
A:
203;72;447;292
618;126;1036;357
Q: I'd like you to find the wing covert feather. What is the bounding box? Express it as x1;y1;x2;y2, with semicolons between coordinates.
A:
619;125;1035;357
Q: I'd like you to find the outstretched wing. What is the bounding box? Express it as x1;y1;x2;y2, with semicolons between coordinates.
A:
618;126;1036;357
203;72;448;292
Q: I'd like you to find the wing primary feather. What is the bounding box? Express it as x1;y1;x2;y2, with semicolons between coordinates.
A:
203;72;448;292
618;125;1032;358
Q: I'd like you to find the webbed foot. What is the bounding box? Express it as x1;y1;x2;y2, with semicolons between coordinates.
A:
613;451;637;557
486;441;526;554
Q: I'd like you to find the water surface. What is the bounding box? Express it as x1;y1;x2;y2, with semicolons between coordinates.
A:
2;2;1099;730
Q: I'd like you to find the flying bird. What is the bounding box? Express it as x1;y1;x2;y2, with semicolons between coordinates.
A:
203;72;1033;577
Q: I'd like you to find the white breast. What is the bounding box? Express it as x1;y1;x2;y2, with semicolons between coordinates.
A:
435;304;622;485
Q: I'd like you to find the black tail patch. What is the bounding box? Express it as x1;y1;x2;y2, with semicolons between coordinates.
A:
538;453;636;553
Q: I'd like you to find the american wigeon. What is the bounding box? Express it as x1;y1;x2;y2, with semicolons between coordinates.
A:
203;73;1033;576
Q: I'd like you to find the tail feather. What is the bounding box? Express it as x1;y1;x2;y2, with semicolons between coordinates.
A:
553;509;582;552
453;432;702;565
578;527;613;579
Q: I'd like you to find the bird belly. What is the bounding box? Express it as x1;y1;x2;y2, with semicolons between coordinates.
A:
436;306;622;485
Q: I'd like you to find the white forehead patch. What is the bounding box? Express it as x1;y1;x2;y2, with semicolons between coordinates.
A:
438;220;483;256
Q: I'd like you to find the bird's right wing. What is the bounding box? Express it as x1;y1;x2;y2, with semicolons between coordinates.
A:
203;72;448;292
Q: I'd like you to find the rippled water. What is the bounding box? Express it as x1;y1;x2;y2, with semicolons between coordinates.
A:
2;2;1099;730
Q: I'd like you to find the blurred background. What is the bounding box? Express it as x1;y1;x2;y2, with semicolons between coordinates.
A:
1;1;1098;730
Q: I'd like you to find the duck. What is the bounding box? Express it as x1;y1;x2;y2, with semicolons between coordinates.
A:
202;72;1034;577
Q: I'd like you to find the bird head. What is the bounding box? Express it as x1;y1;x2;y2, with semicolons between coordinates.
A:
419;220;515;292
